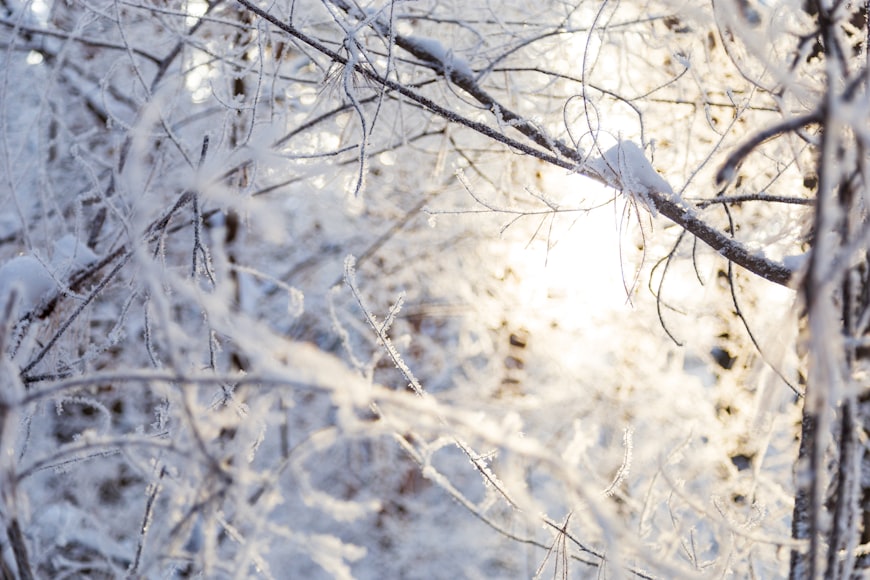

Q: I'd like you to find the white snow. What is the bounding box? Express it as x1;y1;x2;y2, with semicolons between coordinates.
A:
404;36;474;79
51;234;98;275
32;504;130;564
0;256;55;314
0;235;98;315
589;141;673;215
782;252;808;272
0;213;19;239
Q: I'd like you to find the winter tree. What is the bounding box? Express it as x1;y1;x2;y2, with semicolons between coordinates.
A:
0;0;866;577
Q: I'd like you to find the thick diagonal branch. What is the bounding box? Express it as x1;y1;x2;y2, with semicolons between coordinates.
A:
236;0;795;287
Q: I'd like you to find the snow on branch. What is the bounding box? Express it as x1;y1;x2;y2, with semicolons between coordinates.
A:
588;140;674;217
0;235;98;317
236;0;796;289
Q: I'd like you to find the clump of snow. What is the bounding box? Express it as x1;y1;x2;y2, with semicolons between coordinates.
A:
782;252;808;272
0;256;55;314
0;235;98;315
0;213;19;239
403;36;474;79
51;234;98;275
589;140;673;215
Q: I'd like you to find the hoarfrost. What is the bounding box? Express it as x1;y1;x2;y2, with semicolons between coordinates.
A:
287;286;304;318
304;532;366;580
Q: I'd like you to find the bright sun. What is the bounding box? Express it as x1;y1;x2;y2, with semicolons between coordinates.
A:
503;172;639;334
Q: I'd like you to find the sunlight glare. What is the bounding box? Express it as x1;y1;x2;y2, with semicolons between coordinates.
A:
30;0;49;23
185;0;208;26
503;175;635;333
182;0;211;103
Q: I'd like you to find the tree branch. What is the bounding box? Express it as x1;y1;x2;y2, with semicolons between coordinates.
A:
235;0;795;287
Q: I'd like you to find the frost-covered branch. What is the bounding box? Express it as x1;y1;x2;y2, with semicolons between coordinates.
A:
237;0;796;287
